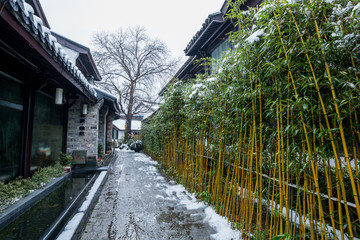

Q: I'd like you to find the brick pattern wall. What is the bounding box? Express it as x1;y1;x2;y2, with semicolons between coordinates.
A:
67;97;102;161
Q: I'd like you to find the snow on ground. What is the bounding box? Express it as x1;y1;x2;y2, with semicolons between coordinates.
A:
116;164;123;172
205;207;242;240
135;154;242;240
138;165;157;173
163;183;242;239
116;164;125;185
156;195;165;199
134;155;158;165
118;148;134;152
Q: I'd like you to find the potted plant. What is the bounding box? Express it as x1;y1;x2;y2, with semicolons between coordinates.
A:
106;142;112;154
58;152;72;172
98;144;104;162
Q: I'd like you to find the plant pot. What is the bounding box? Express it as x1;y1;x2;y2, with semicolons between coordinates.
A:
64;166;71;173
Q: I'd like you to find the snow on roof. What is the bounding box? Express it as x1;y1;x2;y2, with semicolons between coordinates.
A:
113;119;142;131
92;85;117;100
23;2;34;16
184;11;224;55
7;0;97;99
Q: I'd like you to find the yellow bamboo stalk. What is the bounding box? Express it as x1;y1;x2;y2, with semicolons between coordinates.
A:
306;179;316;240
318;112;337;240
205;113;214;194
237;123;247;225
190;136;195;191
257;74;264;233
224;139;238;218
221;139;235;216
271;6;330;237
183;138;189;184
229;114;244;223
212;135;223;208
269;159;278;239
231;145;242;223
270;5;356;238
354;112;360;197
302;155;307;240
309;0;360;222
336;167;345;240
245;116;256;235
276;84;284;235
285;89;291;234
295;176;304;237
286;8;356;239
239;126;249;229
246;74;258;234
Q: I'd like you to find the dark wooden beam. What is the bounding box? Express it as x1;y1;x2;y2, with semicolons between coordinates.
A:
0;39;39;71
22;85;35;178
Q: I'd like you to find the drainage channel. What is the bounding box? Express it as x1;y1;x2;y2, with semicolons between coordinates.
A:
0;172;98;240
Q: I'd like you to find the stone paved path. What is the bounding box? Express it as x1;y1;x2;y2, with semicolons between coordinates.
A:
80;157;118;240
81;151;238;240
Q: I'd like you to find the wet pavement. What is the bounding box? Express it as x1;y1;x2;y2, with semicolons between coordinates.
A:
81;150;240;240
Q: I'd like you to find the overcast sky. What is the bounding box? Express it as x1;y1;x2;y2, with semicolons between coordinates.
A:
40;0;224;62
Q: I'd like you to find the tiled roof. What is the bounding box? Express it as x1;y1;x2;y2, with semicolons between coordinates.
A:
52;32;102;82
158;55;197;96
184;11;224;56
7;0;97;99
93;86;121;118
174;55;198;79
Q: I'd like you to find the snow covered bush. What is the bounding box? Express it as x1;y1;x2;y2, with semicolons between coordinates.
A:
118;137;143;152
129;140;142;152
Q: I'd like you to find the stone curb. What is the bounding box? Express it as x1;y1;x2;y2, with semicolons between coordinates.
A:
70;170;109;240
68;152;118;240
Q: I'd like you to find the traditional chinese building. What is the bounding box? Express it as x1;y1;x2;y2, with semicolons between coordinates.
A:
0;0;120;181
159;0;262;95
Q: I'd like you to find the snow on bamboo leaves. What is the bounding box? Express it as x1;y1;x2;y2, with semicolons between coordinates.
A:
142;0;360;239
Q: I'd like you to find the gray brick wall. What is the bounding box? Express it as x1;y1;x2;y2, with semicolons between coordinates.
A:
67;97;102;160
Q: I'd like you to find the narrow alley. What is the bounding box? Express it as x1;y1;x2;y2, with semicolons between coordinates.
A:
81;150;241;240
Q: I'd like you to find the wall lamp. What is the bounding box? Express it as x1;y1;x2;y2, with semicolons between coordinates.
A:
55;88;63;105
82;103;88;115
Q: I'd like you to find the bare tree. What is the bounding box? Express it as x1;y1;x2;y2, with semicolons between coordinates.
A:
92;26;178;139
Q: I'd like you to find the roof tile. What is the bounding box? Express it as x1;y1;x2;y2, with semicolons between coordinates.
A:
7;0;98;99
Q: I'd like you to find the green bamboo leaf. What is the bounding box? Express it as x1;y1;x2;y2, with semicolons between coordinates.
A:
271;234;291;240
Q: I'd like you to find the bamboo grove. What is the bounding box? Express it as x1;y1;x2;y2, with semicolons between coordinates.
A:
142;0;360;238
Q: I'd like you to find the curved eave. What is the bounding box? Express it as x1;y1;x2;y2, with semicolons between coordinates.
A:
184;0;263;56
2;0;97;102
184;12;224;56
52;32;102;82
94;87;121;119
159;56;197;96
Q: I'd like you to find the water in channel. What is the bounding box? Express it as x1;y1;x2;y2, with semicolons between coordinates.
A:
0;173;94;240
